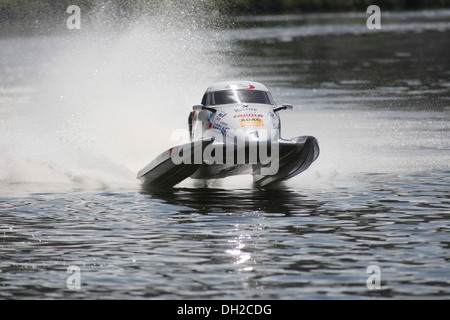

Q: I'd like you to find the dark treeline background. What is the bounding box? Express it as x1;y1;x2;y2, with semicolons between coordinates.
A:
0;0;449;21
218;0;450;13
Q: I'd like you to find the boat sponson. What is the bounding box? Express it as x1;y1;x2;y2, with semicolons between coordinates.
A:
137;138;214;189
252;136;319;188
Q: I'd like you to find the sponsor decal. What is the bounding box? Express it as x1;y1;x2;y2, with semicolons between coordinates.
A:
212;122;231;135
234;107;257;112
233;114;263;118
239;118;264;127
216;112;227;122
268;112;279;129
225;84;256;90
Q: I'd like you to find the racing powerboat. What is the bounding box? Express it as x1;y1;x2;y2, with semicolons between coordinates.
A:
137;81;319;189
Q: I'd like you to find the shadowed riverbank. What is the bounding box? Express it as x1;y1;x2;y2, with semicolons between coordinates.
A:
1;0;450;21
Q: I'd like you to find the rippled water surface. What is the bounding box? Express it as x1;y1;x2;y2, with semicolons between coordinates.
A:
0;9;449;299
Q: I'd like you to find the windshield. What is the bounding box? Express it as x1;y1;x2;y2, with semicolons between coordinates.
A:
201;90;274;106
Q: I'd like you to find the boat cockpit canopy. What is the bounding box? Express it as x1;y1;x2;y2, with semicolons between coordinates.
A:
201;90;275;106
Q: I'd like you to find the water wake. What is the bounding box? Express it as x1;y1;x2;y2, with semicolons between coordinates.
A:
0;1;234;189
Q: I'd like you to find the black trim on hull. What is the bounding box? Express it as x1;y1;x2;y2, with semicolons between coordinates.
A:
138;136;319;190
138;139;214;190
252;136;319;188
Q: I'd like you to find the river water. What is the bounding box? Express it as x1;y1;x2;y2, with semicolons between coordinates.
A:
0;8;449;299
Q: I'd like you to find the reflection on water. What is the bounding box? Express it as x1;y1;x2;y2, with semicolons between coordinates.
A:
144;187;323;215
0;170;449;299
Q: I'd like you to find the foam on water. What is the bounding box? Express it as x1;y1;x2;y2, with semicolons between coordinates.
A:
282;105;450;190
1;5;448;191
0;2;234;189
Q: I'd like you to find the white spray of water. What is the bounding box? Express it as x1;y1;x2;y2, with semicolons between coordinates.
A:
0;2;236;189
3;4;448;191
281;102;450;190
